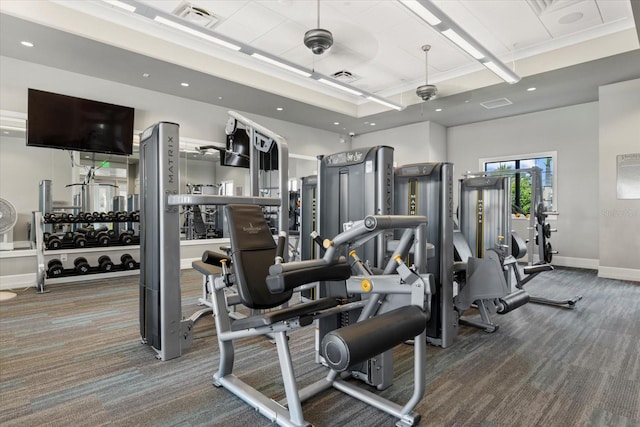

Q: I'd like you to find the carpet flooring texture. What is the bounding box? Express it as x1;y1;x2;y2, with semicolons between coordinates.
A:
1;267;638;426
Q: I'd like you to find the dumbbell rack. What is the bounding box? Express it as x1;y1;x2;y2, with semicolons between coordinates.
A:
34;211;141;292
42;211;140;250
46;254;139;279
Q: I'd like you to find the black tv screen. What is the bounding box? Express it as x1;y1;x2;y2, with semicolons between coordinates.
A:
27;89;134;155
221;128;278;171
222;128;250;168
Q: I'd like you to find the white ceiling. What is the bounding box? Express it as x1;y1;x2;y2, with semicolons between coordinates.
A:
1;0;639;136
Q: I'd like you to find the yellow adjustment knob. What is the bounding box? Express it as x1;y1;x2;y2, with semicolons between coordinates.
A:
361;279;372;292
349;250;357;257
220;259;226;265
323;239;334;249
498;235;504;242
394;254;403;263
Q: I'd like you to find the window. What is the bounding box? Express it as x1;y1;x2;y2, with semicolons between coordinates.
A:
481;152;556;215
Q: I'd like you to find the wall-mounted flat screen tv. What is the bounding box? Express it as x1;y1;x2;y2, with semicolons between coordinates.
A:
27;89;135;155
222;128;250;168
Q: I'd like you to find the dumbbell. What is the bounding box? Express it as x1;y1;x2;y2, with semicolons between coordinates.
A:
73;233;87;248
129;210;140;222
63;231;75;241
98;255;114;272
47;259;64;277
43;213;53;222
83;212;95;222
107;230;116;238
121;253;137;270
119;231;133;245
46;235;62;250
115;211;128;221
73;257;91;274
96;231;111;247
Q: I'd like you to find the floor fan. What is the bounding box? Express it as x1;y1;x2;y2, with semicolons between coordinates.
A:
0;198;18;300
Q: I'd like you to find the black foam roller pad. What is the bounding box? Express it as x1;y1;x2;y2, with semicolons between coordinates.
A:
202;250;232;267
497;290;530;314
321;305;427;372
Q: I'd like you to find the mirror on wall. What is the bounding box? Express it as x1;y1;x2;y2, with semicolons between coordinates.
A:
0;125;318;249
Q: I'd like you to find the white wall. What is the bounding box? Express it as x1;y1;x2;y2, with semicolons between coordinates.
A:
0;135;73;243
447;102;600;265
0;56;344;242
598;78;640;280
352;121;447;166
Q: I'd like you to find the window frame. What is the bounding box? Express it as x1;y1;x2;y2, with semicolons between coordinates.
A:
479;150;557;215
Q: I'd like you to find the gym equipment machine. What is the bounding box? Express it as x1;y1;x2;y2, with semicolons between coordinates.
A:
313;146;395;387
317;146;394;269
192;203;432;427
456;175;531;332
394;162;458;348
462;168;581;308
139;112;289;361
299;175;318;261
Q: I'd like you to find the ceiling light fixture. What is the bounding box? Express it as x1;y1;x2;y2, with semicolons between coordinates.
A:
366;96;404;111
399;0;520;84
102;0;137;12
318;78;363;96
153;15;241;51
527;87;537;91
251;53;312;77
276;107;284;111
21;41;34;47
181;82;190;87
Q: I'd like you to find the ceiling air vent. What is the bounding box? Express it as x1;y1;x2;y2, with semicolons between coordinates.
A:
526;0;582;16
330;70;360;84
173;2;219;29
480;98;513;109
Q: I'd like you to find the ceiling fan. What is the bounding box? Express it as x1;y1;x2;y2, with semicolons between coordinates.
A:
416;45;437;101
304;0;333;55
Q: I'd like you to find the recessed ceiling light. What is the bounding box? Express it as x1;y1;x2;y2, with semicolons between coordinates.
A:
142;73;150;78
21;41;34;47
333;122;340;125
3;131;9;135
276;107;283;111
218;96;223;100
181;82;189;87
527;87;537;91
370;123;376;126
435;108;443;112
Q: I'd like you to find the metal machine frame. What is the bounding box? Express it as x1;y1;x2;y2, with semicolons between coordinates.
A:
138;113;289;361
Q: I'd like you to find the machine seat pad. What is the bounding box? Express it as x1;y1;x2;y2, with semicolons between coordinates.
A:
523;264;553;275
192;260;220;276
231;297;340;331
266;262;351;294
202;250;232;268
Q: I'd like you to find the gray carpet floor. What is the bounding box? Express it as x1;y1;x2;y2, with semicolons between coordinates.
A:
1;267;639;426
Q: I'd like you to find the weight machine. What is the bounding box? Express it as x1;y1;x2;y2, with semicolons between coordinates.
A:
192;203;433;427
138;112;289;361
394;163;458;348
462;168;581;309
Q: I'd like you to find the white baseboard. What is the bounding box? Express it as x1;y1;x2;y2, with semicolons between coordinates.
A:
0;273;36;290
598;266;640;282
551;256;599;270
